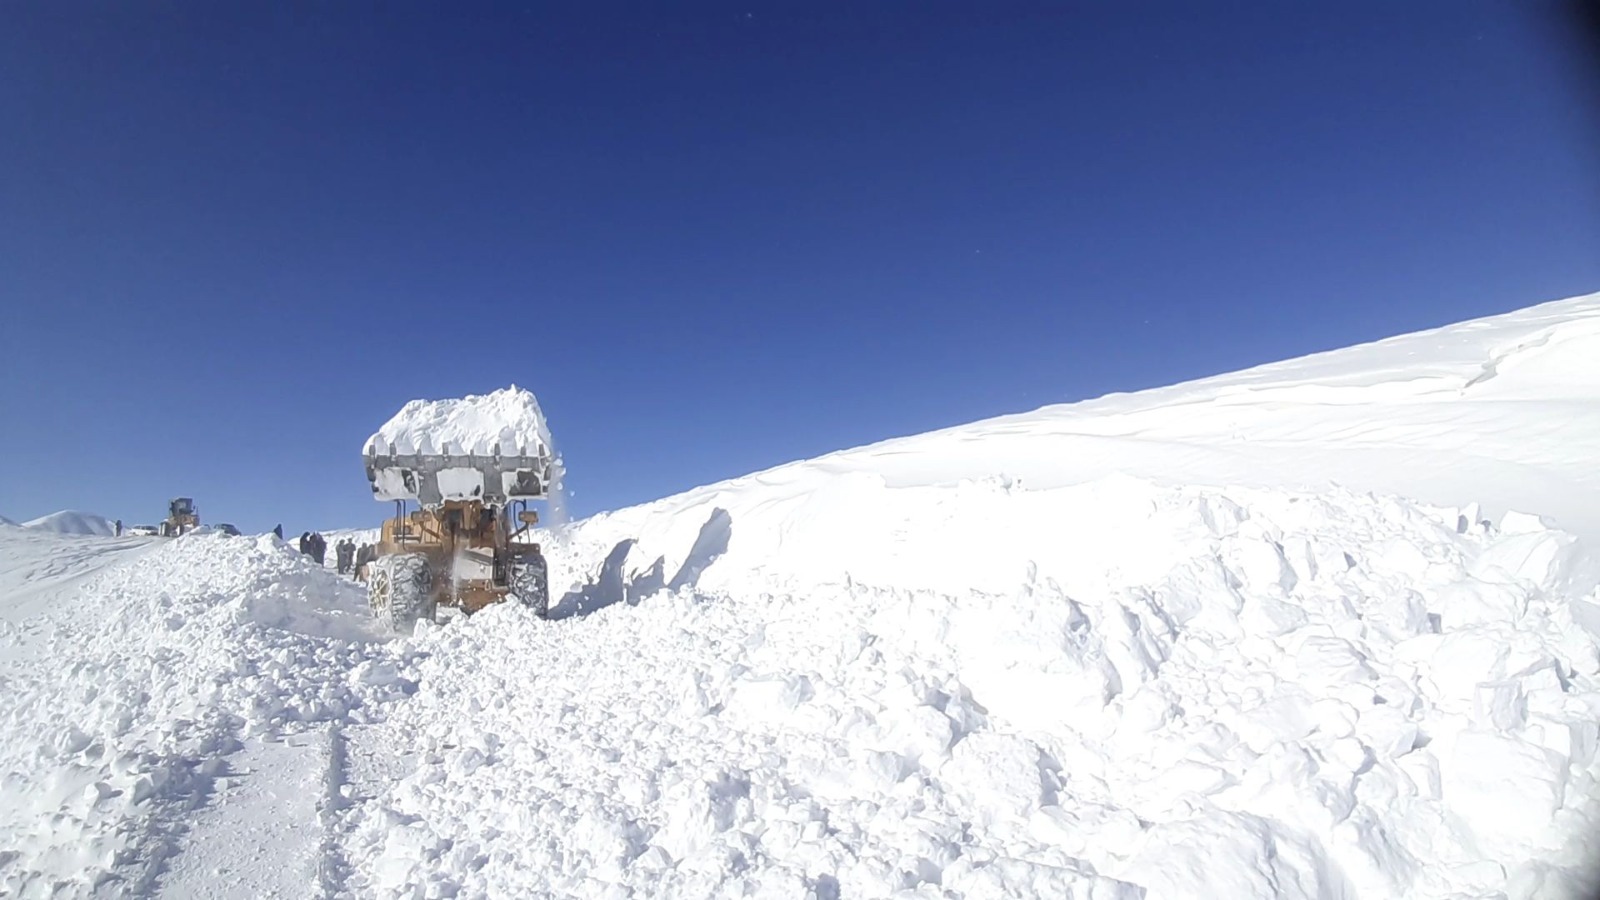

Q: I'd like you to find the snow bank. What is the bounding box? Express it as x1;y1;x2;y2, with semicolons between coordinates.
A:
364;385;553;458
22;509;115;536
0;532;405;896
345;477;1600;899
0;515;17;527
604;291;1600;540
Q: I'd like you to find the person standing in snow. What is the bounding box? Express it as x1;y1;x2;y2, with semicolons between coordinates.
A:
311;532;327;566
336;539;354;575
354;543;374;582
114;520;122;536
299;532;312;557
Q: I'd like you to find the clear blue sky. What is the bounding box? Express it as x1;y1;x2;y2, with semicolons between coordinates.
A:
3;2;1598;532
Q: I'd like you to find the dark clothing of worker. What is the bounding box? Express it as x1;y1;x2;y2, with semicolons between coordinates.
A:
273;524;284;540
310;533;327;566
299;533;311;556
336;540;354;575
354;543;375;582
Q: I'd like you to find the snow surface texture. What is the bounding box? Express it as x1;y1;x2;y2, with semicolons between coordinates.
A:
364;385;554;459
21;509;115;536
4;292;1600;898
347;479;1600;900
0;529;403;897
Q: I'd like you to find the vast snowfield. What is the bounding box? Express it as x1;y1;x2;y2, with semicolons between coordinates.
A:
3;291;1599;898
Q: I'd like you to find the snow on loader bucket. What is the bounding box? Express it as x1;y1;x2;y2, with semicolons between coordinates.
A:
362;387;556;634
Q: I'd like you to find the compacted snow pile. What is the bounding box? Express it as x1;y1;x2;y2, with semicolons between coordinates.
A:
343;476;1600;899
0;531;405;897
365;385;554;460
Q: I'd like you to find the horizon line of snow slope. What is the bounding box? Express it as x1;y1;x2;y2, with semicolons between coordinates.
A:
21;510;116;536
357;477;1600;898
0;528;405;897
608;290;1600;542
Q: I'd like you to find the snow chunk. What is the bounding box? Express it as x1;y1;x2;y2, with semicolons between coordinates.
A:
1441;730;1569;855
364;385;554;460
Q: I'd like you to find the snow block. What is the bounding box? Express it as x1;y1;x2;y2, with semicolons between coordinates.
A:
1440;730;1567;854
1471;679;1527;731
940;733;1046;824
1472;528;1600;599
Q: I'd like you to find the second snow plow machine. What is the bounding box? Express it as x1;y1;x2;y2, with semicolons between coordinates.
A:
361;387;557;633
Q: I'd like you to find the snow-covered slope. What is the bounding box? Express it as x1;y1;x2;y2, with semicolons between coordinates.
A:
22;509;116;536
0;515;17;527
594;291;1600;545
3;292;1600;899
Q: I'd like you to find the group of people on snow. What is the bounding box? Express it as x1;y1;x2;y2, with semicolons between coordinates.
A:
298;531;328;564
333;537;375;577
290;530;375;580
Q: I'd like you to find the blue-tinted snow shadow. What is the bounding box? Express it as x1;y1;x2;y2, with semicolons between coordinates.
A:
551;508;731;620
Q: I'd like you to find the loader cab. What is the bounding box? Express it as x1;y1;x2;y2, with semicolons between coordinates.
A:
161;497;200;537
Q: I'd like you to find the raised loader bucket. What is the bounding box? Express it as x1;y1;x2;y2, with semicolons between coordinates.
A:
364;437;553;506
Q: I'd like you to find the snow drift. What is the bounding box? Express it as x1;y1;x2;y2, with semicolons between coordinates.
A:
22;510;115;536
4;291;1600;898
588;291;1596;543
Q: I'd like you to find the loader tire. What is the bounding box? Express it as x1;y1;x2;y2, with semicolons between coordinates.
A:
369;553;436;635
514;554;550;619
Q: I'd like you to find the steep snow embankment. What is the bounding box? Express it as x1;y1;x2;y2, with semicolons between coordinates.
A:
0;532;406;897
22;510;116;536
347;478;1600;899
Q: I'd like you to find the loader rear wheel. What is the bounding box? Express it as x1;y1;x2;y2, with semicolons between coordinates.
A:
513;554;549;619
369;553;436;634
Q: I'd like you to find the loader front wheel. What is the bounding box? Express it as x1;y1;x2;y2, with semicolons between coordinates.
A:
369;553;436;634
513;554;550;619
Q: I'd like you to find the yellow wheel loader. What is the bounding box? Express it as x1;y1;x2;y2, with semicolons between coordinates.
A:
160;497;199;537
362;436;553;633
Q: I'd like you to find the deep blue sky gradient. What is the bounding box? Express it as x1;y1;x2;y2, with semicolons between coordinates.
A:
3;2;1598;531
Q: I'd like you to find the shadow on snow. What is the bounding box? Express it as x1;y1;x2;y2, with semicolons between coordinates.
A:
550;507;731;620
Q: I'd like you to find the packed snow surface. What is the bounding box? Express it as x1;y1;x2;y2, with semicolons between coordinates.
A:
21;510;115;536
4;291;1600;898
364;385;553;458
